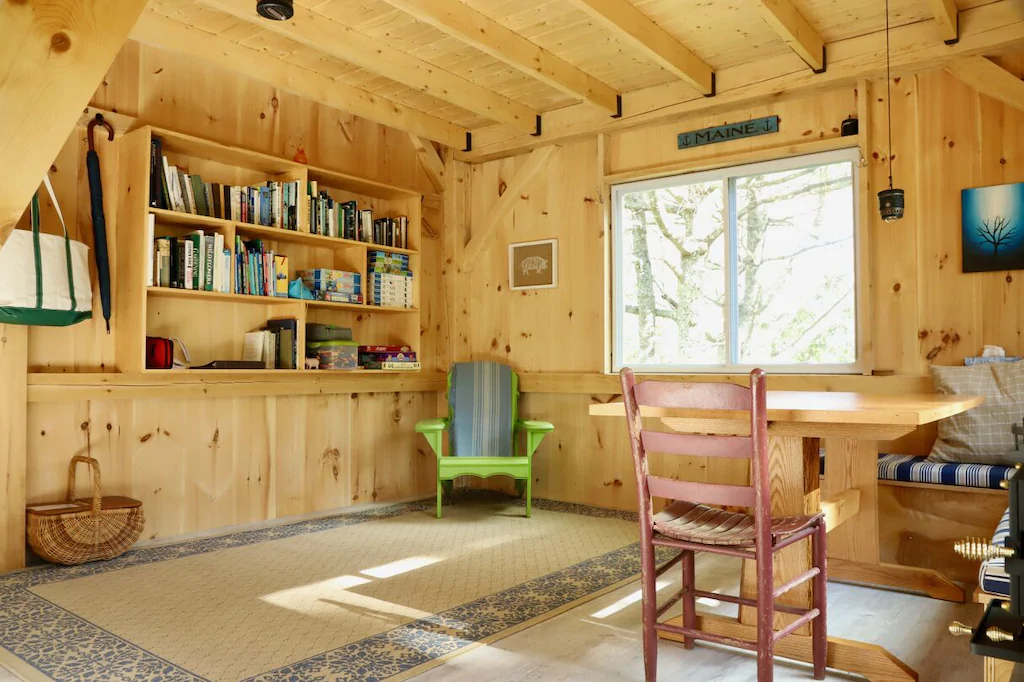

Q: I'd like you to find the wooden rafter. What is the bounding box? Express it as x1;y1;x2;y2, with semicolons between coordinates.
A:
946;57;1024;112
567;0;714;94
203;0;541;135
382;0;621;116
130;12;469;149
461;1;1024;161
0;0;149;236
926;0;960;44
409;135;445;193
756;0;826;72
463;146;560;270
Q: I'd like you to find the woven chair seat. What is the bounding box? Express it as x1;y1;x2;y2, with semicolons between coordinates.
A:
653;500;821;547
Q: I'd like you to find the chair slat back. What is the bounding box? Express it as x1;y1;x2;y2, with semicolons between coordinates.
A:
621;368;771;534
647;476;755;508
449;361;517;457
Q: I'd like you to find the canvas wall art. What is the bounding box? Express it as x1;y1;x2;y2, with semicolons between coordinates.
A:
509;239;557;290
962;182;1024;272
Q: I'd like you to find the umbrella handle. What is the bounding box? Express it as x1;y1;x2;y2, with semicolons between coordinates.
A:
87;114;114;153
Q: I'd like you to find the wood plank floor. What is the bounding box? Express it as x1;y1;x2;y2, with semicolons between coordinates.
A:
0;555;999;681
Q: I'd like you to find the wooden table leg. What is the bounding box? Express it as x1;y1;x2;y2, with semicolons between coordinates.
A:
822;437;964;602
0;324;27;573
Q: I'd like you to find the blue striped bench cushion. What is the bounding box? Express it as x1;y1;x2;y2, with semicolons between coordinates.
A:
818;453;1012;490
980;507;1010;597
876;454;1013;490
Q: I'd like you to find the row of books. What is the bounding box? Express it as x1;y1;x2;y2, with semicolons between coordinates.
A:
236;239;289;298
149;231;290;298
243;318;298;370
150;137;301;230
307;183;410;248
368;251;413;308
358;345;419;371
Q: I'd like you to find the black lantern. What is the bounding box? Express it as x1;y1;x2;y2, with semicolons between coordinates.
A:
878;188;905;222
878;0;905;222
257;0;293;20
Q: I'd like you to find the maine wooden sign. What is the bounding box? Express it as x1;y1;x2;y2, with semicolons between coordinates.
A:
677;116;779;150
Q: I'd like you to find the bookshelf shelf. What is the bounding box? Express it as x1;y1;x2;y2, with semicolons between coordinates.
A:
117;126;425;375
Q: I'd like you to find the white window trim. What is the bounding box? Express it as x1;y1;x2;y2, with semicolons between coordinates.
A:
610;147;863;375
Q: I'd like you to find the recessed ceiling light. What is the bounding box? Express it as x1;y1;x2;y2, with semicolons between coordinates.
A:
256;0;293;21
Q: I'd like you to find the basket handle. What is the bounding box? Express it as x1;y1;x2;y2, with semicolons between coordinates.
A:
66;455;102;513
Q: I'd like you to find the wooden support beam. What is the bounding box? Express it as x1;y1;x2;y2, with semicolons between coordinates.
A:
463;146;561;269
946;56;1024;112
821;489;861;532
0;325;27;572
382;0;621;115
0;0;149;237
409;135;446;193
203;0;540;134
566;0;714;94
927;0;960;44
460;1;1024;160
130;12;469;149
756;0;826;72
829;558;966;602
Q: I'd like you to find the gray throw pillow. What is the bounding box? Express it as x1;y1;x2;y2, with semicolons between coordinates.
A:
927;361;1024;464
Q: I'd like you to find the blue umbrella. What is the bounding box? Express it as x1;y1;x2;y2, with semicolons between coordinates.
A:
86;114;114;333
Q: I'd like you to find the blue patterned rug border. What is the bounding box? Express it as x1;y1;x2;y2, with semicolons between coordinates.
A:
0;496;643;682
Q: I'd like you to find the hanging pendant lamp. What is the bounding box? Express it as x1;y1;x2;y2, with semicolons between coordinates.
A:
878;0;905;221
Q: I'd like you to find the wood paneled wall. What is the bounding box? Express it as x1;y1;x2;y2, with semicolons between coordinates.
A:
454;59;1024;510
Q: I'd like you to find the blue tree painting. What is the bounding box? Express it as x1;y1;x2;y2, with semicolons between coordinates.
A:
962;182;1024;272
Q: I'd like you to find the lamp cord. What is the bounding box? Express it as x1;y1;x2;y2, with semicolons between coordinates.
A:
885;0;894;190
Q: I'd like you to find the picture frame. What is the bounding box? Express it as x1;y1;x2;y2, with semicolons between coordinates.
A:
509;239;558;290
962;182;1024;273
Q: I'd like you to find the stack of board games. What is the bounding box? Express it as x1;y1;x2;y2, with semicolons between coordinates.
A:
299;268;363;305
358;346;420;371
367;251;413;308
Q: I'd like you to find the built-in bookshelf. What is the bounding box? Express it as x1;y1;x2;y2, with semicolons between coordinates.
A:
115;126;423;374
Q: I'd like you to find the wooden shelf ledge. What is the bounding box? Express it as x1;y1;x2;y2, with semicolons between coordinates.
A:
27;371;446;402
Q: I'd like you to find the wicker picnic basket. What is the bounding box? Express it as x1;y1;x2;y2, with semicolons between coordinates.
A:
26;455;144;565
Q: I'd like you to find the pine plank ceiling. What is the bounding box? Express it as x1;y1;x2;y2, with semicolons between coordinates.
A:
139;0;1008;148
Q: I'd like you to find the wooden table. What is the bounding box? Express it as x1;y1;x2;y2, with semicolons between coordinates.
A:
589;390;983;682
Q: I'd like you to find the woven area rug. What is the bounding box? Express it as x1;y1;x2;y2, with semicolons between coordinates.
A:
0;496;644;682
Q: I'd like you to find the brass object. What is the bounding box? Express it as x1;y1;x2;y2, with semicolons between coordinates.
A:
1001;479;1010;490
949;621;974;637
987;627;1015;642
954;537;1015;561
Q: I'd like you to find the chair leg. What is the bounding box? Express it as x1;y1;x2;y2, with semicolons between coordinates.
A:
756;548;774;682
682;550;696;650
812;522;828;680
525;475;532;518
640;540;658;682
436;479;443;519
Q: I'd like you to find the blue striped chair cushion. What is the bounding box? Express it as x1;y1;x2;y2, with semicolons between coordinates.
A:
876;454;1013;489
817;452;1012;489
449;361;515;457
980;507;1011;597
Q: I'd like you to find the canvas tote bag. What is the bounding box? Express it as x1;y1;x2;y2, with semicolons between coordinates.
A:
0;175;92;326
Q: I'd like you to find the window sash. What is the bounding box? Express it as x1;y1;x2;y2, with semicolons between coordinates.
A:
611;147;862;374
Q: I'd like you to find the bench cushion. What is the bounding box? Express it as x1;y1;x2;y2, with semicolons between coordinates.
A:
980;507;1011;597
877;454;1013;490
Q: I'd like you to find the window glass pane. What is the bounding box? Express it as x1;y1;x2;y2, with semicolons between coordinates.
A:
734;161;856;365
619;182;726;366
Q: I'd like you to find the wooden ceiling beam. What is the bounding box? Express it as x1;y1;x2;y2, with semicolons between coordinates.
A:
567;0;714;94
409;135;446;193
460;0;1024;161
926;0;960;44
130;12;469;150
203;0;541;135
946;56;1024;112
382;0;621;116
756;0;826;72
0;0;149;237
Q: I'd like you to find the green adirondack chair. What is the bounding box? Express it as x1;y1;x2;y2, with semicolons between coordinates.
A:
415;361;554;518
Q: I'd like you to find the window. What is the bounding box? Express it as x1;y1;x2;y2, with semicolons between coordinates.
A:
612;149;860;373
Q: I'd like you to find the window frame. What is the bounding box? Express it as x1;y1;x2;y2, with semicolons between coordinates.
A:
610;147;863;375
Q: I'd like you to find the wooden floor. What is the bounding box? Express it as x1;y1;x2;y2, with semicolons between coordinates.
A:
0;554;995;681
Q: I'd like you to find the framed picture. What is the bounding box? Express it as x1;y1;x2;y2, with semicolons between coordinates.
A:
962;182;1024;272
509;239;558;290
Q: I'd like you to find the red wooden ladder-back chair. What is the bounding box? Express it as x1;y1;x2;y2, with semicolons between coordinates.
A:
620;367;827;682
